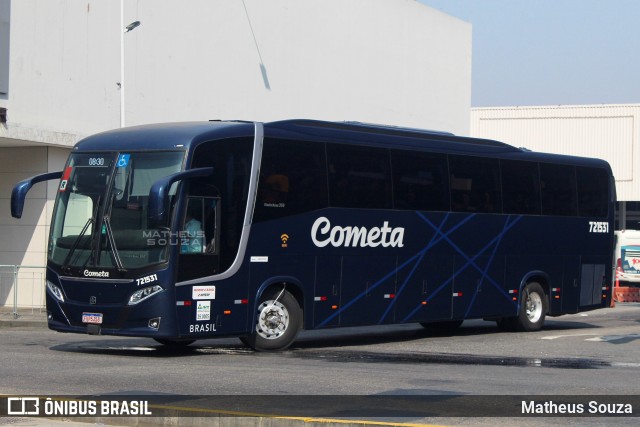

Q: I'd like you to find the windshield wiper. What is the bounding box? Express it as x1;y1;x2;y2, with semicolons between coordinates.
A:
62;195;101;272
61;217;94;272
102;216;126;272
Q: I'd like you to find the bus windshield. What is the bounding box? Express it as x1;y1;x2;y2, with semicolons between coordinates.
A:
48;151;184;271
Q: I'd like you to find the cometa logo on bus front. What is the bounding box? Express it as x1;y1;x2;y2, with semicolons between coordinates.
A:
311;216;405;248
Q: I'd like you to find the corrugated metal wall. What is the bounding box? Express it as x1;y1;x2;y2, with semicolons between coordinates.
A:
471;104;640;201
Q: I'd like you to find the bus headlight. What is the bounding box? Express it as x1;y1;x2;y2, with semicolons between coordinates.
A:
46;280;65;302
128;285;163;305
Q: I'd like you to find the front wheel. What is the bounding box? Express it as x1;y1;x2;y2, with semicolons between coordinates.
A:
244;287;301;351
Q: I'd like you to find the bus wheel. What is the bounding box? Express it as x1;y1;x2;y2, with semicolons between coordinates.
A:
246;287;301;352
513;282;547;332
153;338;196;347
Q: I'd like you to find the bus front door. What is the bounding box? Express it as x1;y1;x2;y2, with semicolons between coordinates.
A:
177;195;221;282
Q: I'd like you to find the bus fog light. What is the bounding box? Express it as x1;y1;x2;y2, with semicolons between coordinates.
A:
46;280;65;302
148;317;161;329
128;285;163;305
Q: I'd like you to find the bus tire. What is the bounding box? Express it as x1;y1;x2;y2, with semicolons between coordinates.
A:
153;338;196;347
245;287;301;352
513;282;547;332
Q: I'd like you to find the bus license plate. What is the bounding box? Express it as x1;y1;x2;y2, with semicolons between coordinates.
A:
82;312;103;324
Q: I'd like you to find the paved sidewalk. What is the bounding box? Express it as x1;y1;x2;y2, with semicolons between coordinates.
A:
0;306;47;328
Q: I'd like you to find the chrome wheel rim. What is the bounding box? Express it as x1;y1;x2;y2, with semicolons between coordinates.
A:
525;292;543;323
256;300;289;340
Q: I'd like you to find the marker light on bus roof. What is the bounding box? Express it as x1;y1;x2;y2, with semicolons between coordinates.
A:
128;285;163;305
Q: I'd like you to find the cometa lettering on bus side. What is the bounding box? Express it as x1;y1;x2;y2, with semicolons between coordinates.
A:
311;216;405;248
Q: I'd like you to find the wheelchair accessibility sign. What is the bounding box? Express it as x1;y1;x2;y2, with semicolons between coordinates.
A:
117;154;130;168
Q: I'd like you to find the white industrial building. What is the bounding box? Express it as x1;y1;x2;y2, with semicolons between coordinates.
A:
471;104;640;229
0;0;472;308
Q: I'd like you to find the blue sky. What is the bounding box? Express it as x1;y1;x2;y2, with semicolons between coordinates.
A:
418;0;640;107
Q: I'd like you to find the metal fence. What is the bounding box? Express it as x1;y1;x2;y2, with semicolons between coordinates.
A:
0;265;46;318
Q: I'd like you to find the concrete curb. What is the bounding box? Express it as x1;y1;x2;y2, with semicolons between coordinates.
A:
0;318;48;328
0;309;48;329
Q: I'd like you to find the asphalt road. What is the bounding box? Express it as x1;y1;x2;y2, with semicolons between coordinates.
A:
1;303;640;426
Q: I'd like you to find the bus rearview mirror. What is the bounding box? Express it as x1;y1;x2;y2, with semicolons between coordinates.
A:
11;171;63;218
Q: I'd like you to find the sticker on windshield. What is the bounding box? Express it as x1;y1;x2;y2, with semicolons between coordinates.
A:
59;166;73;192
117;154;130;168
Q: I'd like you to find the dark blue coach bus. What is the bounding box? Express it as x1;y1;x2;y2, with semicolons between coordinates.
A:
11;120;615;351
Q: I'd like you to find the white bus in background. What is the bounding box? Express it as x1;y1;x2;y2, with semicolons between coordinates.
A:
614;230;640;286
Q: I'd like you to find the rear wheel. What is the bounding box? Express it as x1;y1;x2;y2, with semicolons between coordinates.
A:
500;282;547;332
244;287;301;351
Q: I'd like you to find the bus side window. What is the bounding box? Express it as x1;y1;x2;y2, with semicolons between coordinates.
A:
540;164;577;216
327;144;391;210
177;192;220;282
204;198;220;254
391;149;449;211
181;184;220;255
501;160;541;215
577;166;608;218
181;198;204;254
449;155;500;214
253;138;328;222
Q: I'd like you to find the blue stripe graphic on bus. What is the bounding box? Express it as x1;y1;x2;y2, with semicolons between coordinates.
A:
377;213;451;324
460;215;519;319
318;212;484;328
419;212;521;299
316;211;524;328
400;214;522;323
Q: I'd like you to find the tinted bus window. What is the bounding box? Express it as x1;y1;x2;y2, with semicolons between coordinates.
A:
254;138;328;221
577;166;608;218
540;163;577;216
192;137;254;271
391;149;449;211
327;144;392;209
501;160;541;215
449;155;500;213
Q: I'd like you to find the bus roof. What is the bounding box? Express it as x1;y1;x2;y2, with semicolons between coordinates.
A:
265;119;520;154
71;119;611;170
73;121;255;152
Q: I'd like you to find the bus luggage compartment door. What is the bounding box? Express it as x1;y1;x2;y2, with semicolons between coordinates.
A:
394;254;453;324
338;256;397;326
313;256;341;328
580;261;606;308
